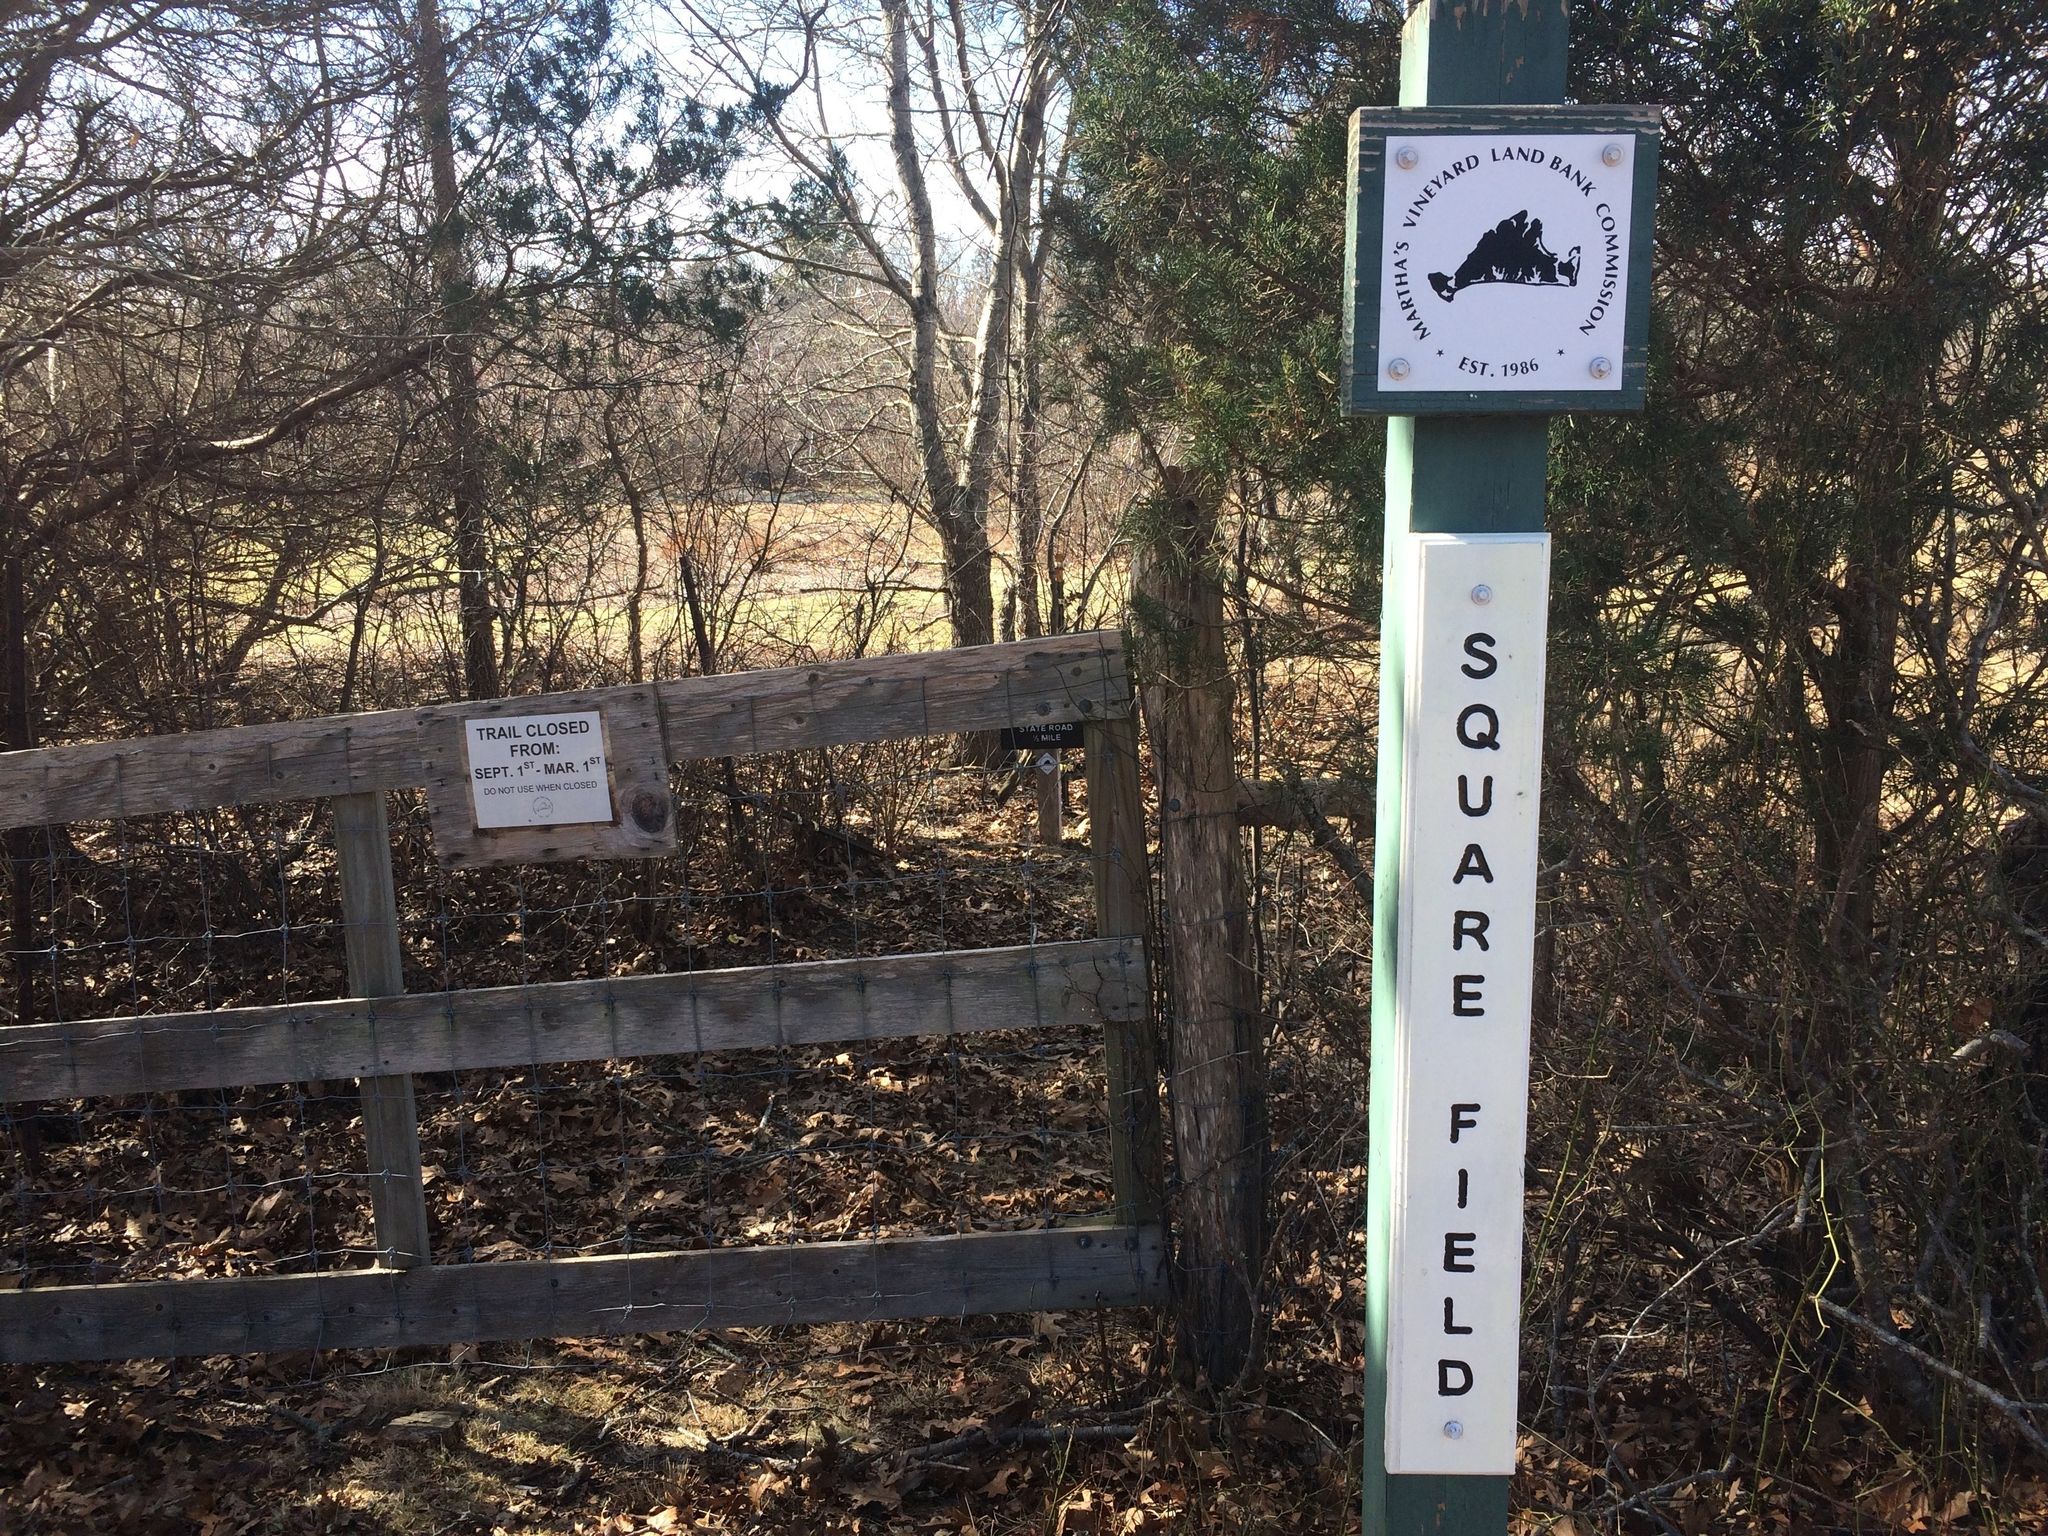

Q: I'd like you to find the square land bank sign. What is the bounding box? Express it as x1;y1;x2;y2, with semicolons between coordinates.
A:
1344;106;1662;414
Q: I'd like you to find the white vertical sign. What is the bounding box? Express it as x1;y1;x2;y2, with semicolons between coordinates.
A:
1384;533;1549;1474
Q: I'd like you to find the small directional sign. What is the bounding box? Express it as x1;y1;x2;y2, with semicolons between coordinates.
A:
1344;106;1661;415
1002;721;1085;752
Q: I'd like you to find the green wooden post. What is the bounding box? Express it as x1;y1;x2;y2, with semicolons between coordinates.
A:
1363;3;1568;1532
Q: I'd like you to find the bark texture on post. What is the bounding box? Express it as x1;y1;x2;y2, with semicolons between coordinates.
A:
1133;467;1263;1388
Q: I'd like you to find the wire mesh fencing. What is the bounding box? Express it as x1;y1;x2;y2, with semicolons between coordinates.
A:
0;636;1163;1360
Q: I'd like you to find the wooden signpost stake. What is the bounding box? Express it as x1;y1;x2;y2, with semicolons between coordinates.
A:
1345;3;1660;1530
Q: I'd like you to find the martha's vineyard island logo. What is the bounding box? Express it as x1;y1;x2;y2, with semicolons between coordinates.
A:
1375;135;1633;393
1428;210;1580;302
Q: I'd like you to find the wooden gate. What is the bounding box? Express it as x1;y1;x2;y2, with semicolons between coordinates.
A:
0;634;1164;1363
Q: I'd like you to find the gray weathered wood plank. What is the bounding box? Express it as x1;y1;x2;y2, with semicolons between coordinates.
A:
0;634;1131;831
653;634;1128;756
0;1224;1167;1362
335;792;431;1269
1086;719;1166;1230
0;938;1147;1102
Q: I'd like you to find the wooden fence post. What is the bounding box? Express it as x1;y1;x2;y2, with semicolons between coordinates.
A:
1086;715;1165;1233
1134;468;1263;1387
1034;754;1063;845
333;791;430;1269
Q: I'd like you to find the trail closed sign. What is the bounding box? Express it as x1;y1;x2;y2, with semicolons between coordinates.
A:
465;712;613;828
417;685;677;868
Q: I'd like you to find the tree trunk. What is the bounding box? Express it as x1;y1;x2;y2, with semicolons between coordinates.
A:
933;488;997;649
1134;466;1263;1388
1014;312;1045;644
1017;207;1060;842
671;507;754;857
599;376;648;686
879;0;1051;658
1799;550;1935;1419
414;0;497;701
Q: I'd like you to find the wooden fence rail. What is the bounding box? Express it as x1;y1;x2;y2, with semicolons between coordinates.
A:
0;635;1167;1363
0;939;1145;1102
0;632;1129;829
0;1227;1165;1365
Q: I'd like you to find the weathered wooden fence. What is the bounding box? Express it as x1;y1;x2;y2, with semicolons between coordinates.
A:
0;634;1166;1363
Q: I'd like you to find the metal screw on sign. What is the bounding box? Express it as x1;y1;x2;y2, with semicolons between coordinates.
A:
1443;1421;1464;1440
1394;145;1419;170
1601;141;1625;166
1470;584;1493;605
1386;356;1411;381
1588;356;1614;380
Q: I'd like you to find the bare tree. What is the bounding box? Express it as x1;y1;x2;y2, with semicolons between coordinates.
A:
381;0;753;696
410;0;500;698
0;0;434;1067
669;0;1062;651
